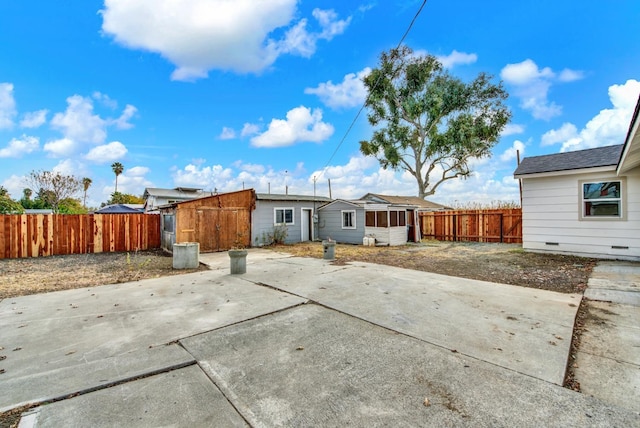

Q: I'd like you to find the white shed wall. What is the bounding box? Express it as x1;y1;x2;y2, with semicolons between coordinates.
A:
521;169;640;260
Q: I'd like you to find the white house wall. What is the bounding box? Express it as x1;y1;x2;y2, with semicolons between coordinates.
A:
365;226;407;246
521;169;640;260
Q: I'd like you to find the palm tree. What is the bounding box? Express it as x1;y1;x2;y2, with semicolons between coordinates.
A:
82;178;92;208
111;162;124;193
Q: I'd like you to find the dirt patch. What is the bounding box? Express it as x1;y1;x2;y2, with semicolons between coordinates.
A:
0;249;209;300
273;241;596;294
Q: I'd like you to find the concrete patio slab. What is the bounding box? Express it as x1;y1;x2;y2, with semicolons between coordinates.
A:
0;344;194;413
585;261;640;306
181;304;638;427
0;270;305;411
20;365;248;428
241;256;581;385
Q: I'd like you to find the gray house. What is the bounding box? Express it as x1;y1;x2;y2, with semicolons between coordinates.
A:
251;193;332;246
318;199;414;246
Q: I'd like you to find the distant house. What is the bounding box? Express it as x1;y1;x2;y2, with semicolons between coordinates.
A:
514;95;640;260
94;204;144;214
24;209;53;214
143;187;208;213
252;193;332;246
318;198;418;246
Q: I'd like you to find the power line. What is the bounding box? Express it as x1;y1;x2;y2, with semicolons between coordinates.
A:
317;0;429;179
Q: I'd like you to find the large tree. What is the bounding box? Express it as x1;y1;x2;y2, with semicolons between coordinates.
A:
28;170;82;213
111;162;124;193
360;46;511;199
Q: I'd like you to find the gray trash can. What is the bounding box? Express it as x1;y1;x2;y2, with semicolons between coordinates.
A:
229;249;248;274
322;240;335;260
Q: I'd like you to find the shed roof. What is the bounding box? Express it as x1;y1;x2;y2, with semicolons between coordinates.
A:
513;144;623;177
256;193;332;203
360;193;450;210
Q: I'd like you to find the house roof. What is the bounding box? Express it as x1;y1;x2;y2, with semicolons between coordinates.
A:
256;193;332;203
143;187;205;199
618;94;640;174
94;204;144;214
360;193;450;210
513;144;623;177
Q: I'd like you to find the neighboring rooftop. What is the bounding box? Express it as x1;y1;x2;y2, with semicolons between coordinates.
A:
360;193;451;210
256;193;332;202
94;204;144;214
143;187;206;198
514;144;623;176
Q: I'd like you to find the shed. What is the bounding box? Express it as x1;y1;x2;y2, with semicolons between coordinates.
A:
251;193;332;246
159;189;255;253
318;199;413;246
513;95;640;260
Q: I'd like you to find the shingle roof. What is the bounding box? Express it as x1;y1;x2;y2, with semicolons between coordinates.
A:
513;144;623;176
94;204;144;214
360;193;450;210
256;193;332;202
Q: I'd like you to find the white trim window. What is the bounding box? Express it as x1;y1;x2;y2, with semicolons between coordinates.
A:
342;210;356;229
581;180;623;219
274;207;294;225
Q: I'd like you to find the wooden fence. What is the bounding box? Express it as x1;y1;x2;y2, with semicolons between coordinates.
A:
419;209;522;243
0;214;161;259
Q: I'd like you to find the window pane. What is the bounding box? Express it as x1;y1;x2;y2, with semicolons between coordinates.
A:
275;209;284;224
585;201;620;217
583;182;620;200
284;209;293;224
376;211;388;227
399;211;406;226
342;212;353;228
390;211;398;227
366;211;375;227
163;215;174;232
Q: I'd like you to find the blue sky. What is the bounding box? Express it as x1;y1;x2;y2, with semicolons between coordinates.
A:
1;0;639;207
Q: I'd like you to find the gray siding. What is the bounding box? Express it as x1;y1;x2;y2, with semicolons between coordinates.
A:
318;201;365;244
252;200;318;246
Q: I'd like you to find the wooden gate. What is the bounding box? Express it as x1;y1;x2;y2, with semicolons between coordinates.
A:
196;207;250;252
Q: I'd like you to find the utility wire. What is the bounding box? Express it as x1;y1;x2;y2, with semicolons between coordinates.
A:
317;0;429;179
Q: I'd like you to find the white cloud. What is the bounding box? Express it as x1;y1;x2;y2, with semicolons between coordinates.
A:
540;79;640;152
250;106;334;148
52;159;90;179
540;122;578;146
0;135;39;159
44;138;78;157
105;165;153;196
111;104;137;129
219;127;236;140
241;123;261;137
305;67;371;109
51;95;107;144
1;174;27;200
101;1;350;81
20;109;48;128
0;82;17;129
500;140;526;162
500;59;583;120
558;68;585;82
501;124;525;136
85;141;128;163
436;50;477;68
92;91;118;109
0;135;39;158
